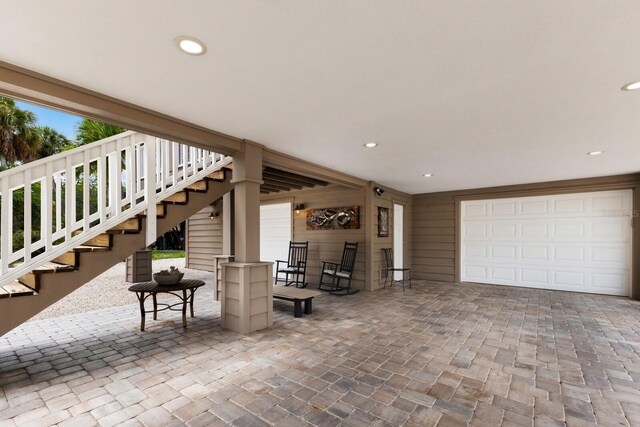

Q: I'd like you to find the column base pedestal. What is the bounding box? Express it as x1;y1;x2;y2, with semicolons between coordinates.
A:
221;262;273;334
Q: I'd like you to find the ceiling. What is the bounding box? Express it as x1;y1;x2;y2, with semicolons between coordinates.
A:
2;1;640;194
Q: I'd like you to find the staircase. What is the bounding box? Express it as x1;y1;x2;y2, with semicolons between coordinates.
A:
0;131;233;335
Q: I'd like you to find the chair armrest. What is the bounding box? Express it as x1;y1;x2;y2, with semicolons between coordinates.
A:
321;261;339;270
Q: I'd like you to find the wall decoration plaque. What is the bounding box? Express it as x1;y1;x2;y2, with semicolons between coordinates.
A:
378;207;389;237
306;206;360;230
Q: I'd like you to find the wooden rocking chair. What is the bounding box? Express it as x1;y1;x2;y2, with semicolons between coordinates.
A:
318;242;359;295
275;241;309;288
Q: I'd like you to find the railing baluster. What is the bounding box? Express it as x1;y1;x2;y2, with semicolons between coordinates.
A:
125;137;134;208
54;174;61;233
172;142;178;186
114;139;123;214
83;149;90;232
44;163;53;251
144;135;157;246
190;146;196;176
163;139;170;191
1;178;10;275
99;144;107;225
182;145;188;182
65;155;74;242
23;170;32;263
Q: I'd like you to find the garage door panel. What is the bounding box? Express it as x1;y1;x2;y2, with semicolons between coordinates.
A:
521;269;549;285
463;265;488;281
491;201;517;216
554;247;585;262
553;198;585;214
592;194;626;212
521;246;549;261
463;202;488;217
521;200;548;215
592;220;627;239
492;267;516;281
491;245;516;259
491;224;517;239
522;223;549;238
465;244;487;257
461;189;632;295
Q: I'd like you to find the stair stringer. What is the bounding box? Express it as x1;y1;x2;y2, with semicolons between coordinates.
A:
0;179;233;337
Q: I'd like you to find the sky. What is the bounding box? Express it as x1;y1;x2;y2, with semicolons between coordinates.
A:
15;100;82;140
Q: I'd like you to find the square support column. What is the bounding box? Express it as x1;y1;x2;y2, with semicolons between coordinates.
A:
221;141;273;334
221;262;273;333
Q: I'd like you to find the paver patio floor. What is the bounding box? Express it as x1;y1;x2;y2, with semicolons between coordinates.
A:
2;279;640;426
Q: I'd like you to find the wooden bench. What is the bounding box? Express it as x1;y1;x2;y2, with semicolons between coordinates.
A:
272;286;321;317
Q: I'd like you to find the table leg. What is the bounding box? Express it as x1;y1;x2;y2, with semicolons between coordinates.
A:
189;289;195;318
182;289;187;327
294;300;302;318
304;298;312;315
153;293;158;320
137;292;146;331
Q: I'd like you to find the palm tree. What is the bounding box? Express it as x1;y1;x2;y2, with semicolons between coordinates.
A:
0;97;40;166
75;119;125;146
36;126;73;158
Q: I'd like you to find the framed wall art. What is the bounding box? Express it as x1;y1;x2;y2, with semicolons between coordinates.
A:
306;206;360;230
378;207;389;237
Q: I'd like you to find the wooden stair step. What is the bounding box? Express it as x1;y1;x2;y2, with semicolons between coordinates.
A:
187;180;208;192
73;245;111;253
164;191;188;204
83;234;112;248
18;273;39;291
206;170;226;181
108;217;141;233
137;204;167;219
32;262;75;274
52;252;79;267
2;282;36;297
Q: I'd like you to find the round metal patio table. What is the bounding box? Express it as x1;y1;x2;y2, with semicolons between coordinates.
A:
128;279;205;331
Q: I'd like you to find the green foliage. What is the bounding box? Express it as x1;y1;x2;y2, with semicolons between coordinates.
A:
36;126;72;158
0;97;40;164
75;119;125;146
1;102;123;258
151;250;185;260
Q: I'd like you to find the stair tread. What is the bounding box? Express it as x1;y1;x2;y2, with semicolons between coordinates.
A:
33;262;75;273
2;282;36;297
73;246;111;252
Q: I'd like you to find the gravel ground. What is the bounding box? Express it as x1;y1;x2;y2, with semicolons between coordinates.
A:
32;258;214;321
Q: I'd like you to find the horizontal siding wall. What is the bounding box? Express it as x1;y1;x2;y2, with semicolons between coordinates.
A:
262;185;367;291
185;205;223;271
412;195;455;282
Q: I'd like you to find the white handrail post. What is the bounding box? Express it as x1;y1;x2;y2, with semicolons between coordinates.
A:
1;178;10;275
23;170;32;263
44;164;53;251
144;135;157;246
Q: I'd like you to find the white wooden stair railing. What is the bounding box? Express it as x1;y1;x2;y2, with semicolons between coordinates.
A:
0;131;231;288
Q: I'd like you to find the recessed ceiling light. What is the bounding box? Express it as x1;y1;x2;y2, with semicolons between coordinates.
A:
364;142;378;148
622;81;640;91
423;173;433;177
175;36;207;56
587;150;604;156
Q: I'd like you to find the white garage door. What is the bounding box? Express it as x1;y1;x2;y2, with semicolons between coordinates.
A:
260;203;292;268
461;190;632;296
